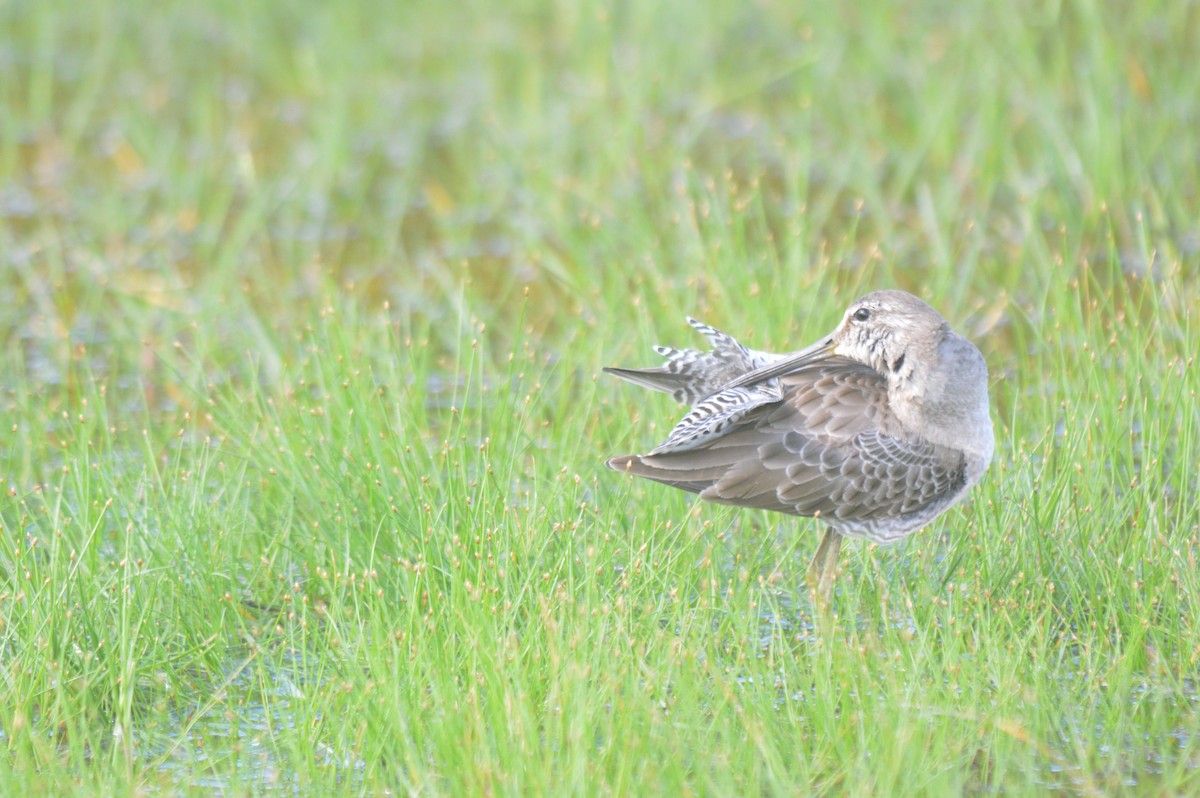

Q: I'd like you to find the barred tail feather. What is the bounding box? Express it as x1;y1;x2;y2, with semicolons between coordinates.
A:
602;366;691;402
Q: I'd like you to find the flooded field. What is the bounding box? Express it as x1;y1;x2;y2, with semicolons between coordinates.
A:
2;0;1198;794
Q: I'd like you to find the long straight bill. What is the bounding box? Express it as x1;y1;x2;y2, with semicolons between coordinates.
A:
722;336;837;389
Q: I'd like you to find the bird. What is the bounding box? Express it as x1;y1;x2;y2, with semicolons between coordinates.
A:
604;290;993;605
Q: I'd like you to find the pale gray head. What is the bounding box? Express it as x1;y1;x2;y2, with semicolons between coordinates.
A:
830;290;949;382
825;290;993;468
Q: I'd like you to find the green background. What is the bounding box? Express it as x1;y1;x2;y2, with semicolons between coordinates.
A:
1;0;1197;794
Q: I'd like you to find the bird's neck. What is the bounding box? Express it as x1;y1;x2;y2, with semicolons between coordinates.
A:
888;334;993;464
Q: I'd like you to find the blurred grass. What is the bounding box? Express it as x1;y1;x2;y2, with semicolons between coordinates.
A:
1;0;1198;794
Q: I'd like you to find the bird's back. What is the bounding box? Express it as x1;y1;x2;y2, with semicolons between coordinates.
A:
609;359;973;543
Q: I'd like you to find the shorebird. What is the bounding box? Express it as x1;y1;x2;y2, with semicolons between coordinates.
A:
604;290;993;604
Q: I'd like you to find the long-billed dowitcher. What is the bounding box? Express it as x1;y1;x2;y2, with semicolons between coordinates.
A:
605;290;993;604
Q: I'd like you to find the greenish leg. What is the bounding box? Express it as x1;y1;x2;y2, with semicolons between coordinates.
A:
806;527;842;607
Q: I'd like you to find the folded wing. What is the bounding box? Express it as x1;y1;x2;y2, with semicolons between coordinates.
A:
608;361;967;535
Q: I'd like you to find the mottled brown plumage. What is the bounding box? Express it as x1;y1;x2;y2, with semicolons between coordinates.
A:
605;290;993;604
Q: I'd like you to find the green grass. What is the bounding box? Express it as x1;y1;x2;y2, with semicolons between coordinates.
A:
2;0;1198;794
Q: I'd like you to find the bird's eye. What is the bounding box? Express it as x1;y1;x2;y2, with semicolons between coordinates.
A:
853;308;871;322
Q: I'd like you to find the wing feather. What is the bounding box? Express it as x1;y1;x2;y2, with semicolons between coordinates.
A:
607;360;968;538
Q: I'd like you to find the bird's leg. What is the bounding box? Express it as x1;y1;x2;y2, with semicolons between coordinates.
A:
806;527;842;607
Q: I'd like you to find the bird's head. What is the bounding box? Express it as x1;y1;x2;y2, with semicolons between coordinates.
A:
830;290;949;380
